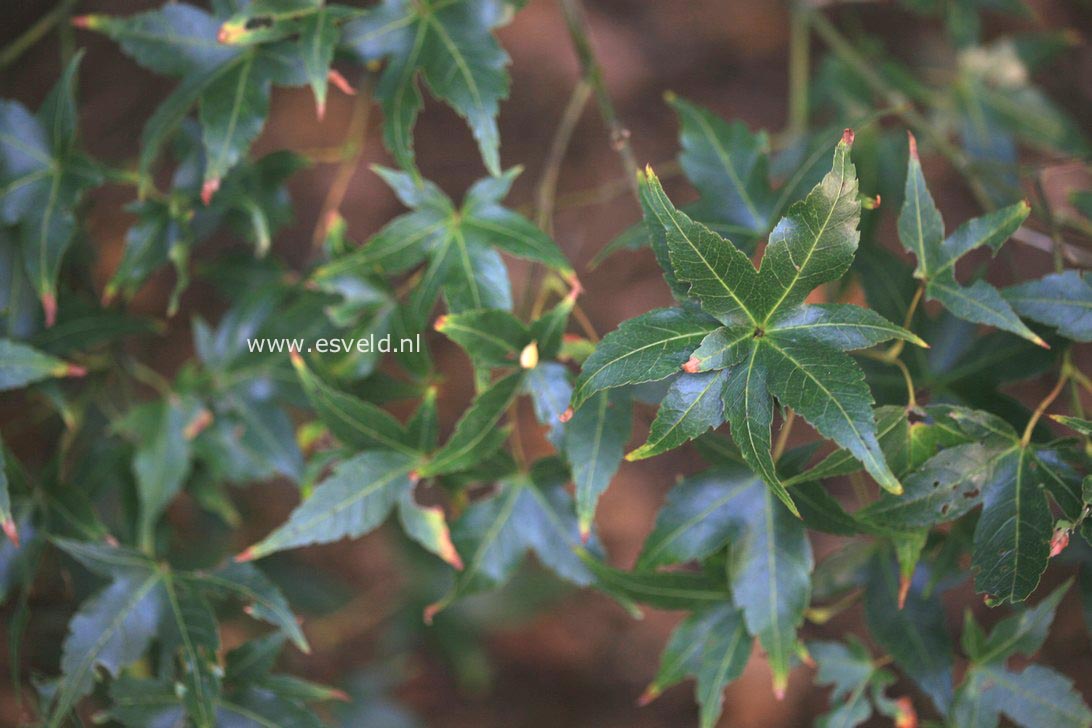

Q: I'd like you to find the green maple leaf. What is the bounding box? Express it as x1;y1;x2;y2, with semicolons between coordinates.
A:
315;166;569;327
576;131;922;515
341;0;515;176
642;604;751;728
80;3;312;195
1004;270;1092;343
0;54;101;325
635;463;812;695
897;132;1044;346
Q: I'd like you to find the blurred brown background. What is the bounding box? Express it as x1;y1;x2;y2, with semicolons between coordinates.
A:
3;0;1092;726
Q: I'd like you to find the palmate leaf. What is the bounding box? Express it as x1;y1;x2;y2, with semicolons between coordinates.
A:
424;459;594;622
864;550;954;713
564;388;632;536
636;463;811;695
897;133;1042;346
315;166;568;328
237;450;422;560
951;664;1092;728
80;3;311;192
341;0;515;176
0;55;101;324
587;131;920;514
810;638;900;728
642;604;751;728
218;1;361;118
48;540;307;727
1003;270;1092;343
115;394;207;549
0;339;84;391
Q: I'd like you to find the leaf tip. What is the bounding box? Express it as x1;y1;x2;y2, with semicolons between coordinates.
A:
559;406;574;423
894;696;918;728
578;521;592;544
907;131;919;160
519;341;539;369
183;409;213;440
217;21;246;45
289;345;304;368
423;601;443;625
329;689;352;703
433;314;448;332
41;292;57;328
898;574;911;609
63;362;87;379
234;546;259;563
772;673;788;701
70;14;99;30
327;69;356;96
681;356;702;374
841;128;855;146
636;685;660;707
1032;334;1050;350
662;89;677;104
1050;528;1070;558
2;518;20;548
201;177;220;206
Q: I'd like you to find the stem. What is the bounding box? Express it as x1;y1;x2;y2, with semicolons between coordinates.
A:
519;80;592;319
0;0;77;71
558;0;641;204
806;9;994;210
1020;362;1071;448
882;284;924;362
786;3;810;139
536;80;593;234
773;409;796;461
311;76;373;253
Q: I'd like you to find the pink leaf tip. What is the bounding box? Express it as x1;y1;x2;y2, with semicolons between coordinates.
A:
201;177;220;206
1050;529;1070;558
559;407;574;423
328;70;356;96
682;356;701;374
2;518;20;548
907;131;919;160
636;686;660;707
42;292;57;328
234;546;258;563
842;128;855;146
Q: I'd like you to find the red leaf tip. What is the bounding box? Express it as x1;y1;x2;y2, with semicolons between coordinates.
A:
183;409;213;440
201;177;220;206
327;69;356;96
433;315;448;331
682;356;701;374
907;131;919;160
2;518;20;548
898;574;911;610
1050;529;1070;558
636;686;660;707
894;697;918;728
842;128;855;146
289;345;304;367
423;602;443;625
329;689;352;703
65;363;87;378
234;546;258;563
42;292;57;328
71;15;96;29
559;406;574;423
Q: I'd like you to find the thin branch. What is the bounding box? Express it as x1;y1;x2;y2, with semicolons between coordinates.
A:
1020;358;1071;448
786;3;810;139
558;0;640;203
0;0;77;71
310;75;374;253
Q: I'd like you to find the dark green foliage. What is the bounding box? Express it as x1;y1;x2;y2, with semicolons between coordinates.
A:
0;2;1089;727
